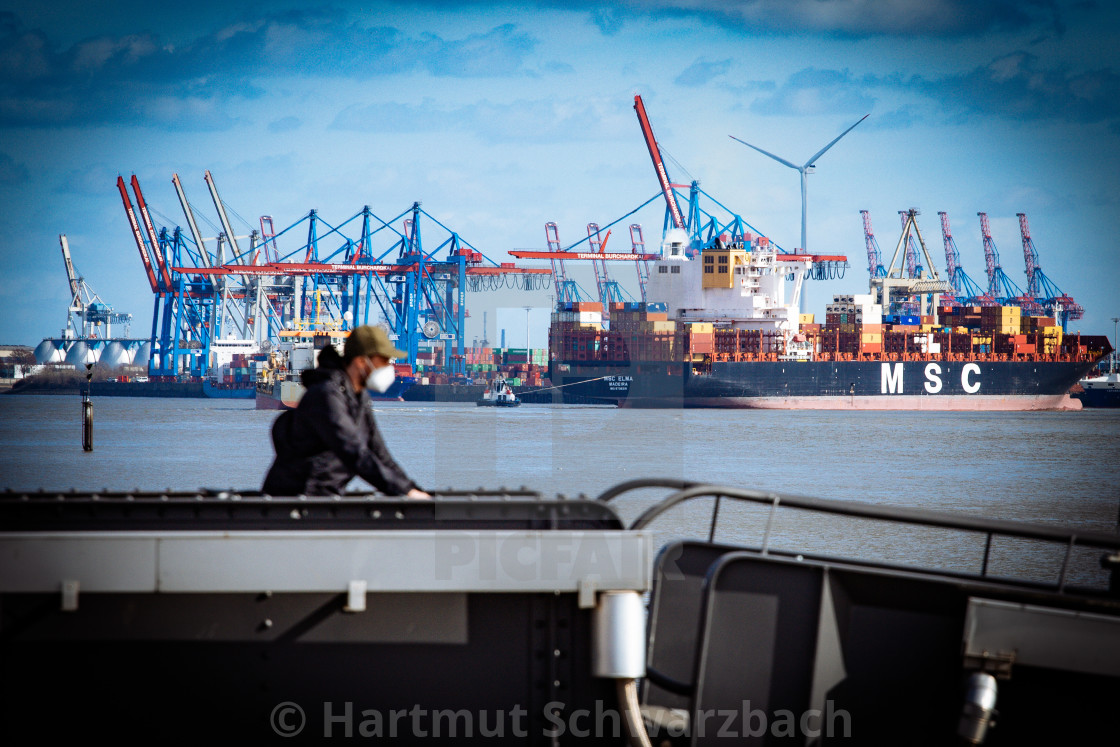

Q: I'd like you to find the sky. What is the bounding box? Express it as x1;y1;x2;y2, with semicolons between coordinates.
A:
2;0;1119;350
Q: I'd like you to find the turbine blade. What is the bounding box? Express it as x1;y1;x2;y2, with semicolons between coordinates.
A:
803;113;869;168
729;134;800;171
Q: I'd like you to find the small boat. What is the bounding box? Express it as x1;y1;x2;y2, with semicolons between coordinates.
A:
476;378;521;407
1072;371;1120;408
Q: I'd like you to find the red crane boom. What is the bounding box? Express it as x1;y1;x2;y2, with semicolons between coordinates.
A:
633;94;686;230
117;176;160;294
131;175;174;291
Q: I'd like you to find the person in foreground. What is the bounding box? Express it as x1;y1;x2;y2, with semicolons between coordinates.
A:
262;325;431;499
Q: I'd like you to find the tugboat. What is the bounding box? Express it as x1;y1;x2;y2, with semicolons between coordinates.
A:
1073;352;1120;408
476;377;521;407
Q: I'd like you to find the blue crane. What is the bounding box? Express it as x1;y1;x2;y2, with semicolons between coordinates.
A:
1016;213;1083;331
127;179;548;378
978;212;1044;315
860;210;886;279
937;211;995;306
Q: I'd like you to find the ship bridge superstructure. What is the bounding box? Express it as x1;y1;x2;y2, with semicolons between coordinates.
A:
647;230;811;340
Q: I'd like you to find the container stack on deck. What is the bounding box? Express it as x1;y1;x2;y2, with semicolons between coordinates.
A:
412;342;549;389
808;294;1069;361
550;301;738;364
546;294;1083;368
213;352;266;385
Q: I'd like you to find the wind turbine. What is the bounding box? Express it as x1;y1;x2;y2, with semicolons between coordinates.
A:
730;114;868;255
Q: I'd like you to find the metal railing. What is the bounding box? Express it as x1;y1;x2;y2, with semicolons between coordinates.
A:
597;478;1120;594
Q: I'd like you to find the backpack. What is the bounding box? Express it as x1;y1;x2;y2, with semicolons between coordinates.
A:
271;408;297;454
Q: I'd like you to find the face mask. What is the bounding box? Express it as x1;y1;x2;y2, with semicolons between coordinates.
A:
366;363;396;393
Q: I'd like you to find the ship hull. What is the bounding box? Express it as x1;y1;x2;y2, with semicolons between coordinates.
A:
201;381;255;399
1072;384;1120;408
255;378;415;410
254;382;299;410
550;359;1095;410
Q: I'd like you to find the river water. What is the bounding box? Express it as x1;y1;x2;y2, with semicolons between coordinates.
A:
2;394;1118;587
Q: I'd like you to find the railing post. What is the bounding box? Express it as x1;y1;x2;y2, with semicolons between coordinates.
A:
1057;535;1076;592
761;496;780;555
708;495;721;543
981;532;993;577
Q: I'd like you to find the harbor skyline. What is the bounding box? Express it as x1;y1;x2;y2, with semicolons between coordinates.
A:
1;1;1118;347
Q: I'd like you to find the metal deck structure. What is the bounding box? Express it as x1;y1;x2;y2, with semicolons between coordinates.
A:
2;483;1119;744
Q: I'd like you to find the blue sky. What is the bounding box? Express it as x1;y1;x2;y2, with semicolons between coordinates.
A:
2;0;1118;348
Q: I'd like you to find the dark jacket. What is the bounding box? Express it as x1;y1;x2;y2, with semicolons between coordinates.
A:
261;346;420;496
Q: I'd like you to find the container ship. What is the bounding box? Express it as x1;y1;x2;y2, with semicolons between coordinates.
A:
548;229;1111;410
254;329;414;410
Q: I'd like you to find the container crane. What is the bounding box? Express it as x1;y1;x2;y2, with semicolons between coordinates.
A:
117;176;162;296
171;173;212;268
630;224;651;302
58;234;132;339
121;174;209;375
131;176;174;292
587;223;628;310
171;200;548;375
509;223;659;307
204;170;247;265
1017;212;1083;331
900;210;924;278
978;212;1044;314
203;170;272;342
871;209;953;319
544;222;583;303
633;94;687;233
860;210;886;278
259;216;280;264
937;211;994;307
60;233;81;306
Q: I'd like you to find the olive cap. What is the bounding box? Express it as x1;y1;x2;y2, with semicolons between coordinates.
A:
344;325;406;361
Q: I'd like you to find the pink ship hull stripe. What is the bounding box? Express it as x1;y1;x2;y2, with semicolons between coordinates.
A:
623;393;1082;411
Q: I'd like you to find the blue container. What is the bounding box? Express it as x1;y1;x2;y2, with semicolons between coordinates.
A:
901;315;920;325
646;302;667;312
882;314;898;324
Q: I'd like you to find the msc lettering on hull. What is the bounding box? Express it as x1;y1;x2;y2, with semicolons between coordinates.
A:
880;363;981;394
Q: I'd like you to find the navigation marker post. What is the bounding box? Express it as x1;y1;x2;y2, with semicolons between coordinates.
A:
82;363;93;452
